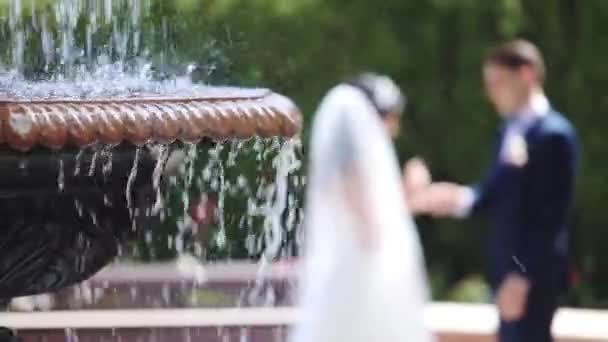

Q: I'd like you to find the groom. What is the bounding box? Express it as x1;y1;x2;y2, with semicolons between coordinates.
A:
407;39;578;341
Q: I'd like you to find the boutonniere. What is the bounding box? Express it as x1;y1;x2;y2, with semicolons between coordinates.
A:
504;133;528;167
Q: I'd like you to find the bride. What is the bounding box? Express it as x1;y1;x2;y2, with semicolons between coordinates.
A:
289;73;434;342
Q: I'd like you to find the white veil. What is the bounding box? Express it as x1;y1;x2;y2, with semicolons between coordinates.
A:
290;84;433;342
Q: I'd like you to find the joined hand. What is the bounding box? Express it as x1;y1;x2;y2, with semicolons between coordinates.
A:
403;158;469;217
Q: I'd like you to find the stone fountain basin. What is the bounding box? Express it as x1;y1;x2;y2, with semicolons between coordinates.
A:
0;87;302;303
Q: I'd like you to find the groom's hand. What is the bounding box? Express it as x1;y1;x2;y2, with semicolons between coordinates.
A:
410;182;469;217
497;273;530;322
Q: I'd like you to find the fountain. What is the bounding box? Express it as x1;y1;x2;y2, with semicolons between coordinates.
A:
0;0;302;316
0;90;301;299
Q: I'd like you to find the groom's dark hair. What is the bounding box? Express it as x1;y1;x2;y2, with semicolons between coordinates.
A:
485;39;546;83
345;73;406;118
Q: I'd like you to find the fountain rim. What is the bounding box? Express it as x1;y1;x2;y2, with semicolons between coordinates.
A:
0;88;274;105
0;86;302;151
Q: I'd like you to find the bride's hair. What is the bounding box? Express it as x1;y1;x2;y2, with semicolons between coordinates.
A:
345;72;406;118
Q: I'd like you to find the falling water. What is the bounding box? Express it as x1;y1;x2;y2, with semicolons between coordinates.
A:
2;0;152;78
214;145;227;250
125;147;141;219
246;139;301;306
8;0;24;72
101;146;114;181
57;158;65;191
151;144;169;214
88;150;99;176
73;149;85;176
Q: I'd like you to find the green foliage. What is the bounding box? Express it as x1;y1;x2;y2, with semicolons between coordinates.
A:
169;0;608;307
197;0;607;308
447;275;492;303
184;288;238;307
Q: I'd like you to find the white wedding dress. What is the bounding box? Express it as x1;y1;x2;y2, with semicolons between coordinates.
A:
289;84;434;342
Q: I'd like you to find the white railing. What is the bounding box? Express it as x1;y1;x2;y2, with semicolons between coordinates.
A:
1;303;607;341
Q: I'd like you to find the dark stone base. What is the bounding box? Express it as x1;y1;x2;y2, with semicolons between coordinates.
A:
0;328;20;342
0;145;157;300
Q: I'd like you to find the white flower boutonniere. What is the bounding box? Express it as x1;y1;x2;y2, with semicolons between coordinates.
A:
504;133;528;167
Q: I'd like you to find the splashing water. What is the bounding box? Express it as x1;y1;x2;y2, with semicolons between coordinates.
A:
158;137;303;261
247;139;302;306
3;0;153;78
0;0;241;96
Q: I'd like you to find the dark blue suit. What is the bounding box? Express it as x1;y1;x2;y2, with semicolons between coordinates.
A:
470;110;578;342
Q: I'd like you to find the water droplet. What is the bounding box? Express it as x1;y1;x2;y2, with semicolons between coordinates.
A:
57;158;65;192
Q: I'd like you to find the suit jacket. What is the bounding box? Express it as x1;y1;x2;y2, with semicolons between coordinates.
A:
471;110;578;291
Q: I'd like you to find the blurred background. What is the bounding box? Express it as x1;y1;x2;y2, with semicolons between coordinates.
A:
0;0;606;309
